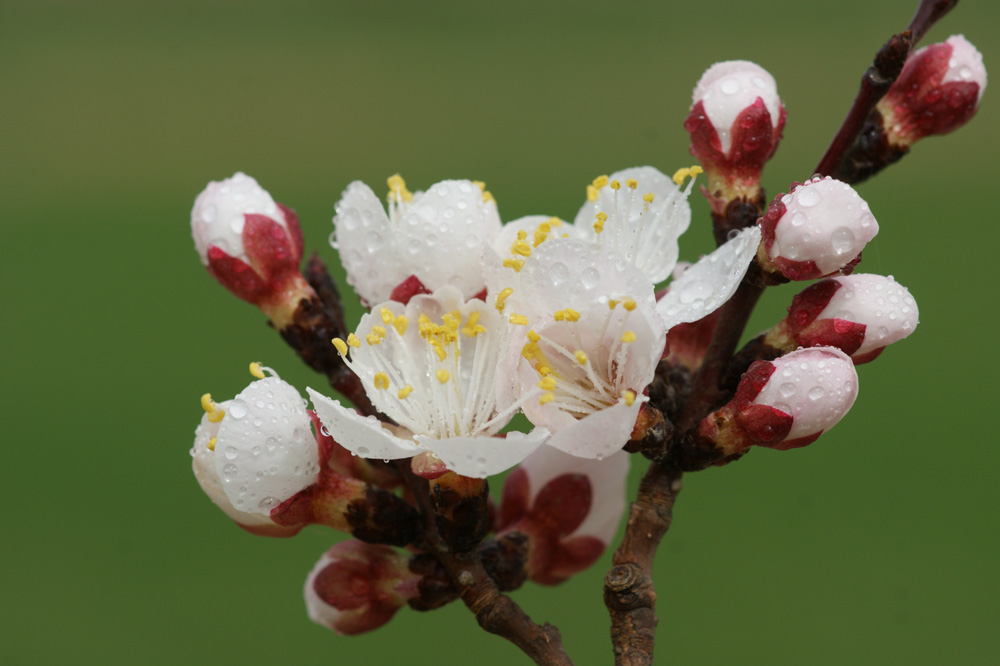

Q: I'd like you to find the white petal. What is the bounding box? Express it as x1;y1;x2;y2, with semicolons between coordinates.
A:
517;446;629;543
545;396;647;459
304;550;344;632
398;180;502;299
333;181;409;305
573;166;690;283
656;226;761;329
693;61;781;155
215;377;319;514
307;388;419;460
414;428;549;479
191;172;284;265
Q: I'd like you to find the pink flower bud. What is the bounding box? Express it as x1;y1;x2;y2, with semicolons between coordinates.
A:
304;540;419;635
779;274;919;363
878;35;986;148
497;448;628;585
685;60;785;196
759;177;879;281
191;173;310;321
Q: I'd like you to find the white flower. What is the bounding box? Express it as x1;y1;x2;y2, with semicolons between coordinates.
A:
491;238;665;459
332;176;502;306
308;286;548;478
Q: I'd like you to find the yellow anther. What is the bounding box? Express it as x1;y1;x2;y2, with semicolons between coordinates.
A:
563;308;580;322
436;369;450;384
608;299;619;310
539;392;555;405
625;178;638;189
387;174;413;202
207;437;217;451
372;325;387;339
398;384;414;399
593;221;604;234
380;308;395;324
623;298;637;311
496;287;514;313
207;408;225;423
575;350;588;365
546;216;563;227
332;338;348;355
536;365;552;376
527;330;541;343
690;165;703;176
347;333;361;348
521;343;538;360
587;185;599;202
512;240;532;257
442;313;460;331
482;190;495;204
366;332;383;345
592;175;609;189
431;341;447;361
509;313;529;326
622;331;637;343
537;376;557;391
593;211;607;234
472;180;486;191
373;372;390;390
610;179;621;191
554;310;565;322
249;362;265;379
623;390;636;406
516;230;528;240
643;192;655;203
393;316;409;336
461;312;486;337
201;393;215;414
672;165;703;185
596;212;608;222
503;258;524;272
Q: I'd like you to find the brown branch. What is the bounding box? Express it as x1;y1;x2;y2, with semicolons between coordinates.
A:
907;0;959;44
395;462;573;665
604;462;683;666
814;31;912;179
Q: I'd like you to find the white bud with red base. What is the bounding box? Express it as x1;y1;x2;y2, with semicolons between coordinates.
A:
758;177;879;281
304;540;419;635
767;274;919;363
700;347;858;454
685;61;785;199
191;173;311;326
496;447;629;585
878;35;986;148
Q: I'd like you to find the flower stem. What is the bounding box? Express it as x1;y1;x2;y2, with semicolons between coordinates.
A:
907;0;959;44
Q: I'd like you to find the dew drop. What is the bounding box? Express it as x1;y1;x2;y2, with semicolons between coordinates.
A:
808;387;826;401
364;231;383;252
259;497;277;510
357;446;370;456
796;187;821;207
790;212;807;227
224;446;238;460
721;78;741;95
831;227;856;255
779;382;797;398
228;399;248;419
222;463;238;478
201;204;217;224
581;267;600;289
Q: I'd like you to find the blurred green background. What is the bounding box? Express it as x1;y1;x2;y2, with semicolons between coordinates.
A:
3;1;996;664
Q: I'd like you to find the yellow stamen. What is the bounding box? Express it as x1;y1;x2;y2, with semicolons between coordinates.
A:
643;192;655;203
387;174;413;202
249;362;265;379
512;240;532;257
496;287;514;313
371;325;387;339
398;385;414;399
374;372;390;390
366;333;381;345
537;376;557;391
200;393;215;414
503;258;524;272
539;392;555;405
593;211;607;234
332;338;348;355
393;316;409;336
562;308;580;322
380;308;395;325
610;179;621;190
527;330;540;343
623;298;636;311
509;313;529;326
472;180;486;191
436;369;450;384
622;331;637;343
586;185;599;202
207;437;217;451
608;299;619;310
575;350;588;365
347;333;361;348
536;365;552;376
672;165;704;185
592;175;609;189
482;191;495;204
625;178;638;189
623;390;636;406
547;216;563;227
207;409;225;423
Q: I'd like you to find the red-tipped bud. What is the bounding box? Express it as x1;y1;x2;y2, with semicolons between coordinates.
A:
878;35;986;148
497;448;628;585
758;177;879;281
304;540;419;635
769;274;919;363
191;172;311;326
700;347;858;453
685;60;785;200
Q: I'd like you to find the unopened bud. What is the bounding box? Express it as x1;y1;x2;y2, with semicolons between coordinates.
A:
685;60;785;201
497;447;628;585
878;35;986;149
191;172;311;327
304;540;419;635
767;274;919;363
700;347;858;453
758;177;879;281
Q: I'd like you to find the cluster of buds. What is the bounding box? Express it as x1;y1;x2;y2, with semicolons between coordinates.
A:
184;16;982;655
